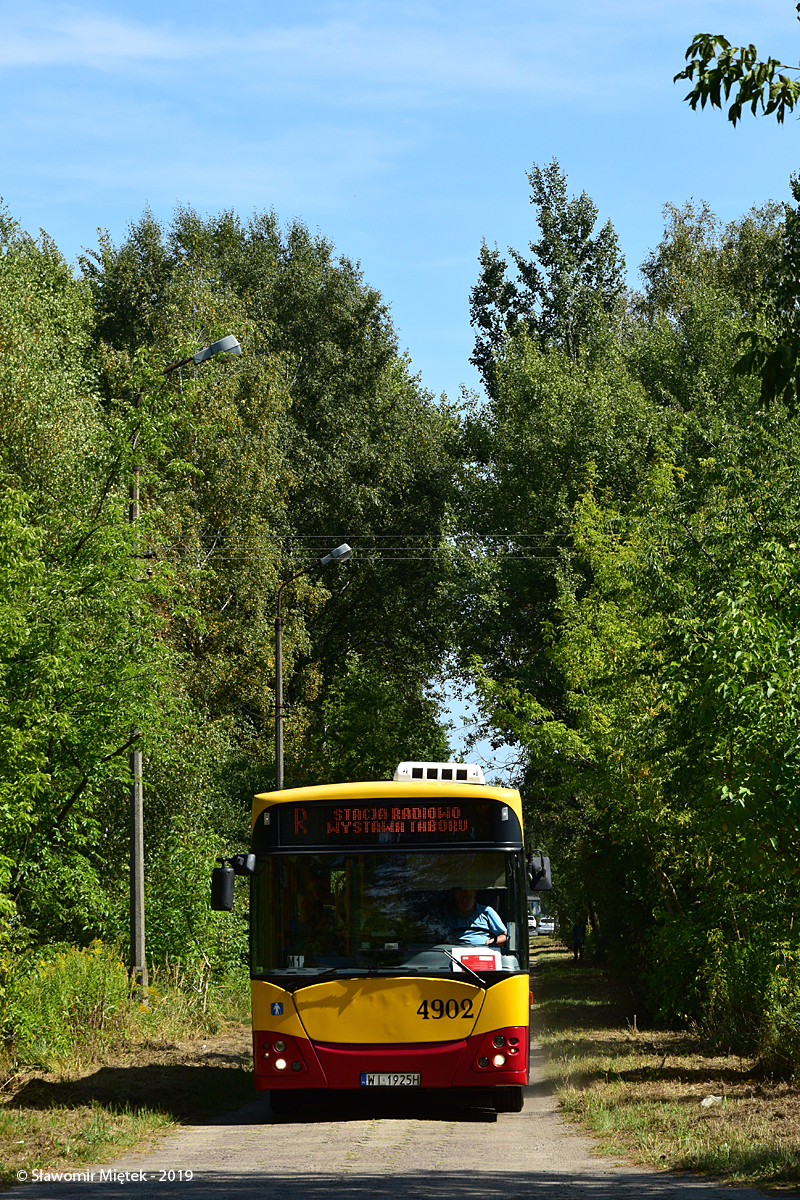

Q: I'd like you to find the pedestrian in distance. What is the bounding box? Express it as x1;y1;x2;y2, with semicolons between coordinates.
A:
571;915;586;963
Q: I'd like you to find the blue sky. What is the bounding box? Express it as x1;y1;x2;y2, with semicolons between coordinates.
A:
3;0;800;775
3;0;799;405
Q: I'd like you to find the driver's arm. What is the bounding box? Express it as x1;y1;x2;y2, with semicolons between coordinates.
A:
484;910;508;946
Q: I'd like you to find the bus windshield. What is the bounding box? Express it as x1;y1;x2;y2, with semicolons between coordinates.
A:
251;848;527;977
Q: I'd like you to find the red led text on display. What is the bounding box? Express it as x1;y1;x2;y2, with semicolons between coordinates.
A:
293;805;470;835
325;806;470;835
279;801;495;845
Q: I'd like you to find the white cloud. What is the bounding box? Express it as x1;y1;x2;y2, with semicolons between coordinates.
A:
0;8;188;67
1;0;766;102
9;82;412;214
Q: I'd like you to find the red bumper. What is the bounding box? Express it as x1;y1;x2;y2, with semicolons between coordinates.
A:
254;1026;528;1090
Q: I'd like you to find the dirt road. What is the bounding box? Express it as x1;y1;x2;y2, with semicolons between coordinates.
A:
4;1037;778;1200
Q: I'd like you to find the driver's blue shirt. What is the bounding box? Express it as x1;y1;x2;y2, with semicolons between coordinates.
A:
449;904;506;946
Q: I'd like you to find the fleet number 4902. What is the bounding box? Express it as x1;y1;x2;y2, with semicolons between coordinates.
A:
417;998;473;1019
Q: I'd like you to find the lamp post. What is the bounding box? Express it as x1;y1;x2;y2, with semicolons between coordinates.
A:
275;544;353;790
128;334;241;1002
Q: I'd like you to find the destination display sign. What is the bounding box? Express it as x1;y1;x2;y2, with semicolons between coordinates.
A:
276;800;496;847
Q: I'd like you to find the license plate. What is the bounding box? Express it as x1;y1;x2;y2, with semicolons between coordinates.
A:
360;1072;421;1087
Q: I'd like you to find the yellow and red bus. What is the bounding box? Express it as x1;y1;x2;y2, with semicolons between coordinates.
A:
216;761;535;1113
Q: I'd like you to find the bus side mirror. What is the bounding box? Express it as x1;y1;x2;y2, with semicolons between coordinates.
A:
231;853;256;875
211;863;234;911
211;853;256;911
527;853;552;891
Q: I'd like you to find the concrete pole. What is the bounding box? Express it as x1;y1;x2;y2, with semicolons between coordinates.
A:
124;341;240;999
129;743;147;1000
129;450;148;1003
275;612;284;790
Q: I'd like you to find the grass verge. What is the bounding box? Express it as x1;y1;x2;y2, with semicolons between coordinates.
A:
0;1028;255;1187
1;948;255;1187
0;1101;175;1187
531;941;800;1192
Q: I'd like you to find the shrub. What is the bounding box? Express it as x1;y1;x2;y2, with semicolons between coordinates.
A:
5;942;130;1065
699;931;777;1054
642;921;709;1027
3;941;250;1069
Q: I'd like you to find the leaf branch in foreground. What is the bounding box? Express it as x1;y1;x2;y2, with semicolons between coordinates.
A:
675;31;800;126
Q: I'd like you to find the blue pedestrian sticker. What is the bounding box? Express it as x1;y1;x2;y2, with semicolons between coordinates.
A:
271;1002;283;1016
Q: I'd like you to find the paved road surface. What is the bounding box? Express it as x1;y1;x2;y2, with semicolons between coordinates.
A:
5;1041;782;1200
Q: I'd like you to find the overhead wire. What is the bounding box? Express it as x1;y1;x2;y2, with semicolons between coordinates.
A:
157;532;572;562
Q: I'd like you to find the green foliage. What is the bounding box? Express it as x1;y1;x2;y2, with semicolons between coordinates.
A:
83;206;456;792
676;15;800;127
734;176;800;412
4;942;248;1068
466;174;800;1061
676;13;800;413
0;196;454;988
6;943;131;1065
525;441;800;1029
668;531;800;859
297;652;451;784
469;160;625;397
456;324;657;742
19;155;800;1081
0;208;99;500
701;932;782;1055
143;815;248;972
0;213;183;945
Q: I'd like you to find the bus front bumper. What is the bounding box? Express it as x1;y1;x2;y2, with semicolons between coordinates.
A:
253;1026;529;1090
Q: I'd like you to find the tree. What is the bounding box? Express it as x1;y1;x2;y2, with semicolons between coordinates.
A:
734;176;800;412
456;327;657;743
629;200;780;432
0;212;185;944
0;196;456;970
0;483;181;943
296;652;450;784
82;205;457;812
465;188;800;1049
469;160;626;397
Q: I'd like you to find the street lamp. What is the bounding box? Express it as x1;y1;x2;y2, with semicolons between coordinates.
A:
162;335;241;374
274;544;353;790
128;334;241;1002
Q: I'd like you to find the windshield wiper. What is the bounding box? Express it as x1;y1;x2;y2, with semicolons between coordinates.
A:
298;967;356;980
432;947;487;989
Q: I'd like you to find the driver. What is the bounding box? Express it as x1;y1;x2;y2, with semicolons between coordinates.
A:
287;889;331;958
447;887;507;947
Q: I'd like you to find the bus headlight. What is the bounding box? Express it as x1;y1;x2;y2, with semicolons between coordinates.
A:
472;1027;526;1074
257;1032;309;1077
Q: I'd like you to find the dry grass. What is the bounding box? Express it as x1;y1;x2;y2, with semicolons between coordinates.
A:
531;941;800;1191
0;1025;254;1186
0;948;255;1183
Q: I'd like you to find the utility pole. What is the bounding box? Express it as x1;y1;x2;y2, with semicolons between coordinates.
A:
275;609;284;790
129;401;147;1003
127;335;242;1001
129;738;147;999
